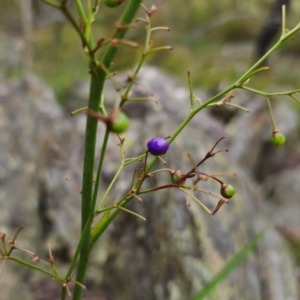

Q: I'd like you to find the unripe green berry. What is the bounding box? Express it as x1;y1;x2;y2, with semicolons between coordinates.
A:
170;170;185;184
270;131;286;146
104;0;124;8
108;110;130;133
220;184;235;199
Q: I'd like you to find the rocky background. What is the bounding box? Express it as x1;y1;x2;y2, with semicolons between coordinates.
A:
1;65;300;300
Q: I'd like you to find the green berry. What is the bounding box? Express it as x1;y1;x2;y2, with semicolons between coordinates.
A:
104;0;124;8
108;110;130;133
220;184;235;199
170;170;185;184
270;131;286;146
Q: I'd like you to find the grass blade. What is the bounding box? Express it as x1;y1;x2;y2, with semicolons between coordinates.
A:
191;229;266;300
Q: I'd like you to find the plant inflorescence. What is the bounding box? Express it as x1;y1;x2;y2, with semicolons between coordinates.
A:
1;1;300;299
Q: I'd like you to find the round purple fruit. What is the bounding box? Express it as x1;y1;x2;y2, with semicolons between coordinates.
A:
147;137;169;156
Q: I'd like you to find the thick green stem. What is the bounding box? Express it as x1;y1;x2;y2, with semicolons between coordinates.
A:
102;0;143;68
72;1;142;299
72;71;102;300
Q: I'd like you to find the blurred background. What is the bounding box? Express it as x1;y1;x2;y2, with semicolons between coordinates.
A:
1;0;300;299
2;0;300;100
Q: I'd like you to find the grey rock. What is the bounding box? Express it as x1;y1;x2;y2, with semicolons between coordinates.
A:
0;67;299;300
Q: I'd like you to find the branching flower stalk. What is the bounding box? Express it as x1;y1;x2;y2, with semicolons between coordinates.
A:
90;6;300;249
120;5;171;106
0;227;87;295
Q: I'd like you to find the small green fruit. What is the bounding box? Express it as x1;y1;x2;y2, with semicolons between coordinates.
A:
170;170;185;184
220;184;235;199
108;110;130;133
104;0;124;8
270;131;286;146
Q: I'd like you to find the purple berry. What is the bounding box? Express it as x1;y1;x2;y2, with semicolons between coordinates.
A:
147;137;169;156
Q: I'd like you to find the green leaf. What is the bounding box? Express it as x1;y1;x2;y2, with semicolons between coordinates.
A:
191;229;266;300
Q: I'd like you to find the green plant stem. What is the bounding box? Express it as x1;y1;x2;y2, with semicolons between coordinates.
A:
96;149;125;211
60;4;93;54
241;86;300;96
121;55;146;106
128;97;158;102
290;95;300;105
208;102;249;113
91;198;131;245
188;70;194;111
147;46;172;54
121;15;151;106
71;107;88;116
4;256;62;282
1;239;7;255
64;215;94;281
61;214;94;300
242;66;269;80
72;71;102;300
52;264;62;278
91;129;110;212
85;0;94;44
124;153;146;166
266;97;277;131
74;0;88;25
102;0;142;67
72;1;142;299
95;205;116;214
282;5;286;36
179;188;213;214
151;27;169;32
235;22;300;86
7;225;25;256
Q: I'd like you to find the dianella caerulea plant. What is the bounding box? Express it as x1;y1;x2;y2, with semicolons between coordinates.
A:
1;1;300;299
